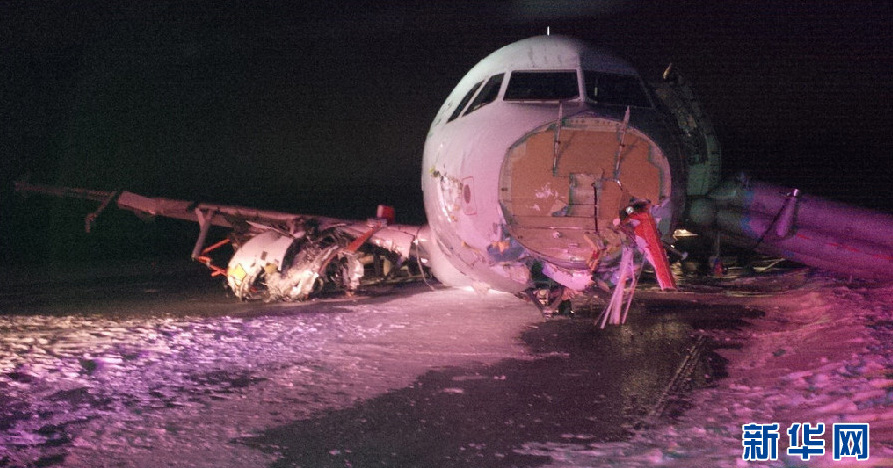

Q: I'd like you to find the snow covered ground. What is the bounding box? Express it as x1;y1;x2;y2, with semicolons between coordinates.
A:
0;264;890;467
517;273;893;467
0;273;542;467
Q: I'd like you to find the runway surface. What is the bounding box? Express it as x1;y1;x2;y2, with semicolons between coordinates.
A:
2;260;889;467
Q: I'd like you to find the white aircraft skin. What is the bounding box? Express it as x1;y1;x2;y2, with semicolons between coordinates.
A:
419;35;687;295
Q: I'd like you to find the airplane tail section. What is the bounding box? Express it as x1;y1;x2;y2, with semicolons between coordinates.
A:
689;176;893;280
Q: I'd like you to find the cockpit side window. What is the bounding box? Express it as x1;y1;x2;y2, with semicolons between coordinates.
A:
464;74;504;116
584;71;651;107
504;71;579;101
448;81;483;122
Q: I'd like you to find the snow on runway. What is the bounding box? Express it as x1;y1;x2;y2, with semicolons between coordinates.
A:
1;266;891;467
516;275;893;467
0;277;539;467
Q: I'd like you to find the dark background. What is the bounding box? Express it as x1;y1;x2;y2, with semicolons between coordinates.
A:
2;1;890;265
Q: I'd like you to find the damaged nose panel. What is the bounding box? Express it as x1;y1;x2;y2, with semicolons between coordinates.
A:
499;113;674;285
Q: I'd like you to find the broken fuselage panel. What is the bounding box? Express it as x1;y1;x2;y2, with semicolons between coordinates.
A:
422;35;688;294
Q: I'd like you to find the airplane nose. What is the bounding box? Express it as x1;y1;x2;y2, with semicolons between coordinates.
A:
498;114;674;268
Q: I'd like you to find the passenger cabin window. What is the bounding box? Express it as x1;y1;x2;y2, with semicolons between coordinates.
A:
464;74;503;115
504;71;579;101
583;71;651;107
448;81;483;122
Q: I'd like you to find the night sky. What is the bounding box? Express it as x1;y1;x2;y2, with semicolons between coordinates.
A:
2;1;891;264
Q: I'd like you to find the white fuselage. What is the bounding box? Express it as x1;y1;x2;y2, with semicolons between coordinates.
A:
420;36;687;294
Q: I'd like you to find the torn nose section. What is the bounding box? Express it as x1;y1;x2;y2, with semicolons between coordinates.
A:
498;114;674;289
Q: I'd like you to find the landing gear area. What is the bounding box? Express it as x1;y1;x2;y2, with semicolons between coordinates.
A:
524;285;575;318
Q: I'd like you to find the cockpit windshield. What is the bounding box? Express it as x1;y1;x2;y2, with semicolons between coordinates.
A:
465;74;503;115
583;71;651;107
448;81;483;122
504;71;579;101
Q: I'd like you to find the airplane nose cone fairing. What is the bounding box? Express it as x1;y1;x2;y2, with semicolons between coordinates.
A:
499;113;675;284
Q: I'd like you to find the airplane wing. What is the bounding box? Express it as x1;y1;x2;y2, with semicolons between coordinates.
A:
14;181;427;301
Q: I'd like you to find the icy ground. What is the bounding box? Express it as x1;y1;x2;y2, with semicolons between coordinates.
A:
0;269;539;467
0;263;891;467
517;273;893;467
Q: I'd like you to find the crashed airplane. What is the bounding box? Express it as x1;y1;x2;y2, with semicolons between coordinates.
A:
16;35;893;323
